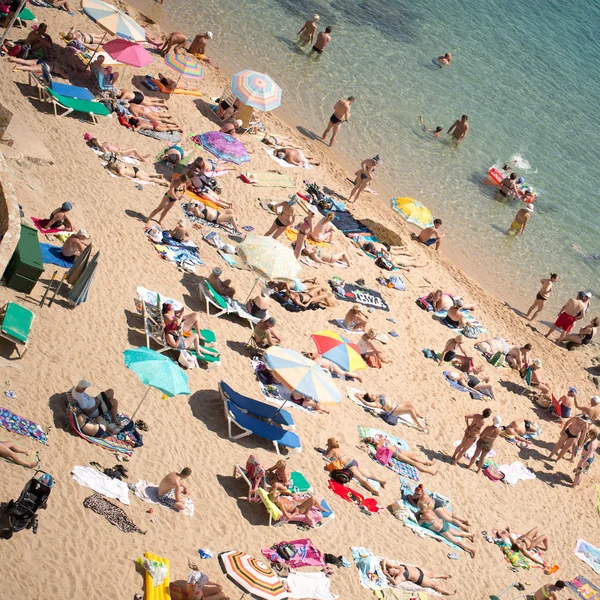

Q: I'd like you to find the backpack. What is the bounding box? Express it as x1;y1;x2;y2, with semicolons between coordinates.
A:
329;469;352;484
276;544;297;561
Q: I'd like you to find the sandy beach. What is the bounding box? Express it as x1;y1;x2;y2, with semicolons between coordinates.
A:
0;3;599;599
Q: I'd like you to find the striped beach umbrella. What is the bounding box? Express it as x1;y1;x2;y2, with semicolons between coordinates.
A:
311;329;366;372
191;131;249;166
231;69;282;112
164;52;203;79
219;550;287;600
391;197;434;229
237;235;300;281
264;347;342;405
81;0;145;42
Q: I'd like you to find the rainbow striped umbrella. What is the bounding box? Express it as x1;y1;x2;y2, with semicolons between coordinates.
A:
219;550;287;600
231;69;281;112
264;347;342;405
81;0;145;42
311;329;366;372
164;52;203;79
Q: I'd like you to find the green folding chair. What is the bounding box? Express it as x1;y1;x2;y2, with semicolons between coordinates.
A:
45;89;110;124
0;302;34;358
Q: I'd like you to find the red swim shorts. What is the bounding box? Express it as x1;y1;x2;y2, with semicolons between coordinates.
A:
554;312;575;332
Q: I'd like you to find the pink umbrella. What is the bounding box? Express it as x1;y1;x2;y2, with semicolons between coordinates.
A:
102;38;153;68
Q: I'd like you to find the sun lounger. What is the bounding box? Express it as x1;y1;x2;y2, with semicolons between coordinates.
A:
197;279;260;329
219;381;294;428
43;89;110;124
224;400;301;455
0;302;34;358
28;64;95;101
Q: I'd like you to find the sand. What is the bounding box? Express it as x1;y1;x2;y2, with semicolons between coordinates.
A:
0;4;598;600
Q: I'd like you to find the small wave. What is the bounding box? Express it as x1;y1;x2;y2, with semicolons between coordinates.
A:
509;153;532;172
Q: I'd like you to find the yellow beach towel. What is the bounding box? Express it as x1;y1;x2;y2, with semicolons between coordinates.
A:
285;228;329;247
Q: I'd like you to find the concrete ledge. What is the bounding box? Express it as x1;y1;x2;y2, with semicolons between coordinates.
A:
0;152;22;277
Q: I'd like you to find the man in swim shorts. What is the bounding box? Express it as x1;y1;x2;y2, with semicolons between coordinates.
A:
322;96;354;147
61;229;90;260
310;25;332;55
506;204;533;236
447;115;469;143
157;468;191;511
525;273;558;321
297;14;319;46
546;292;587;343
413;218;444;251
188;32;214;64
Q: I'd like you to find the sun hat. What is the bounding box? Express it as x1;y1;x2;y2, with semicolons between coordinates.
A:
592;396;600;405
533;358;542;368
233;119;243;127
526;204;534;212
568;387;577;394
77;379;91;389
62;202;73;211
77;229;90;238
206;31;213;39
83;133;93;141
584;291;592;298
493;416;502;426
212;267;222;276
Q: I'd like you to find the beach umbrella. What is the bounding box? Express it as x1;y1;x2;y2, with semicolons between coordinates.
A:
237;235;300;281
391;197;434;229
311;329;366;372
162;52;203;97
81;0;145;41
67;250;99;306
123;347;190;419
264;347;342;405
102;39;153;68
231;69;282;112
191;131;250;167
218;550;287;600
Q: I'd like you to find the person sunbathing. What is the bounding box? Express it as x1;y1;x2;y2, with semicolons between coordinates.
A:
145;174;188;227
214;97;241;120
85;134;150;161
252;317;282;349
547;414;590;462
128;116;183;134
381;559;455;596
261;133;301;150
71;379;121;430
219;120;242;135
302;245;351;267
117;88;167;107
157;468;191;512
65;27;106;46
417;508;476;558
361;436;438;475
275;148;320;167
528;582;566;600
291;391;330;413
303;351;363;382
128;104;181;129
506;343;533;370
269;278;328;299
284;287;335;308
406;484;471;530
188;201;241;233
452;408;492;465
425;289;454;312
475;336;513;358
561;317;599;348
412;218;444;251
47;0;72;14
528;359;552;396
160;144;186;165
325;437;386;495
0;441;39;469
496;526;549;565
45;202;74;231
186;160;233;209
502;419;538;444
91;54;119;85
467;416;502;473
268;483;323;526
247;288;271;320
169;220;191;243
455;370;496;399
163;303;217;358
106;161;169;186
61;229;90;260
8;57;68;78
343;304;368;331
265;460;292;486
208;267;235;298
358;329;392;367
354;392;427;431
24;22;53;56
310;213;335;243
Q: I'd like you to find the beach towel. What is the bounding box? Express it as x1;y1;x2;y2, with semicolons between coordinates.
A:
181;202;236;233
574;540;600;575
67;409;136;456
83;493;145;534
72;465;130;504
361;444;419;481
39;243;75;268
138;128;182;143
330;282;390;312
185;189;223;211
334;318;363;334
328;479;382;513
377;590;428;600
436;310;488;335
331;211;371;235
284;227;329;247
218;250;248;269
30;217;71;235
263;147;314;169
357;426;409;451
285;571;337;600
262;538;326;568
0;407;48;444
493;532;544;570
567;575;600;600
133;480;195;517
347;388;419;429
135;286;183;312
442;371;486;399
243;172;295;188
351;547;388;590
497;461;536;485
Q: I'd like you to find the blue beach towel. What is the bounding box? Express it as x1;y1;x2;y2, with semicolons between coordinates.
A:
39;243;75;268
351;547;388;590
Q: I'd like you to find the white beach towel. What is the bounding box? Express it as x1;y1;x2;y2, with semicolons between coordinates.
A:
72;466;130;505
135;286;184;312
334;318;363;334
263;147;313;169
498;461;536;485
133;479;195;517
285;571;337;600
347;387;420;429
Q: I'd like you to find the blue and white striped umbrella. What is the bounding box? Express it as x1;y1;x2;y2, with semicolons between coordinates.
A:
81;0;145;42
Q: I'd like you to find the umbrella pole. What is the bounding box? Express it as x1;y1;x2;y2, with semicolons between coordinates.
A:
268;398;289;424
244;275;261;304
86;32;107;67
0;0;27;50
170;73;182;100
130;386;151;421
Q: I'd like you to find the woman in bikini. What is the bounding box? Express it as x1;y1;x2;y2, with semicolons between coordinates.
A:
44;203;74;231
467;416;502;473
265;460;292;486
65;27;105;45
85;134;149;162
381;559;455;595
145;174;188;227
293;210;315;260
561;317;599;348
547;414;590;462
160;145;186;165
188;202;241;234
417;507;476;558
128;116;183;134
290;391;330;414
302;245;352;267
163;303;217;358
342;304;369;332
348;155;381;203
128;104;181;127
355;393;427;431
361;436;437;475
407;484;471;531
268;483;323;527
496;526;548;566
571;428;599;487
264;195;298;239
452;408;492;465
106;161;169;186
169;220;191;243
325;437;386;496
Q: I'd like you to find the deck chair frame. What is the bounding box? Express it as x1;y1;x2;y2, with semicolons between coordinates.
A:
197;280;259;330
0;301;34;358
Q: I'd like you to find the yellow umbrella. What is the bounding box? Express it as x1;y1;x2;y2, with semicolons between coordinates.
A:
391;197;434;229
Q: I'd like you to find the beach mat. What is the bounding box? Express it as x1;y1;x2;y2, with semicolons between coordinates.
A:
250;172;295;188
40;243;75;268
0;407;48;445
330;282;390;312
567;575;600;600
332;210;371;234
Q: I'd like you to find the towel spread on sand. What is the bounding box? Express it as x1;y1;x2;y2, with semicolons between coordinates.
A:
574;539;600;575
39;243;75;268
83;493;145;534
133;479;195;517
347;388;419;429
262;538;326;568
330;282;390;312
181;202;236;233
31;217;72;235
72;465;130;505
328;480;382;513
497;461;536;485
243;172;295;188
334;318;363;334
285;572;337;600
442;371;487;400
263;147;314;169
67;410;136;456
493;531;545;570
352;547;388;590
567;575;600;600
0;407;48;444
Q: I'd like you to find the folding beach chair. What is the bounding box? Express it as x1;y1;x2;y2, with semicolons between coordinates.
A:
197;279;260;329
90;64;114;93
0;302;34;358
43;89;110;124
254;487;334;527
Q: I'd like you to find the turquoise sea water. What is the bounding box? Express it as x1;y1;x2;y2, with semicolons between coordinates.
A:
130;0;600;311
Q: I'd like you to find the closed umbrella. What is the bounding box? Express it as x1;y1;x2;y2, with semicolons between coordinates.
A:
191;131;249;169
123;347;190;419
231;69;282;112
391;197;434;229
102;39;153;68
218;550;287;600
66;243;92;285
311;329;366;372
67;250;99;306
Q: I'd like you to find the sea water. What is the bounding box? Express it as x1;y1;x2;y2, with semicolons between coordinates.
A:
129;0;600;313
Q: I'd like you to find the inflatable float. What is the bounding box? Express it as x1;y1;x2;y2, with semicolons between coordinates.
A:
487;165;537;201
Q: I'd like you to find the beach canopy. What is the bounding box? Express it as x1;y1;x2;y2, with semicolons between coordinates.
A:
231;69;282;112
164;52;203;78
81;0;145;42
218;550;287;600
123;347;190;419
311;330;366;372
237;235;300;281
391;197;434;230
102;39;153;67
191;132;249;166
264;347;342;405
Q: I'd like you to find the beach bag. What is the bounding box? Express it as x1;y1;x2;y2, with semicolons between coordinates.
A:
462;323;479;339
7;43;22;57
375;256;394;271
375;445;393;465
329;469;352;484
178;350;198;369
145;226;163;244
326;459;345;473
380;411;398;426
416;297;430;311
389;275;406;291
276;544;297;561
180;258;196;274
482;465;505;482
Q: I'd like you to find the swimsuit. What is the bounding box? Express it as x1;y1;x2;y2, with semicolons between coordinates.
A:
275;217;287;228
132;166;139;178
329;114;341;124
444;315;460;328
554;311;576;332
565;427;578;439
443;350;456;362
560;404;572;418
403;566;424;587
467;375;480;387
582;333;593;344
313;45;324;54
421;518;450;534
421;238;437;247
131;91;144;104
536;292;548;301
249;301;267;319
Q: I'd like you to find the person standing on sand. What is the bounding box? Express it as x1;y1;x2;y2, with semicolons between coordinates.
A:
159;32;187;56
526;273;558;320
297;14;319;46
310;25;333;55
447;115;469;143
264;195;299;239
506;204;533;236
452;408;492;466
322;96;354;147
158;467;192;512
348;155;381;202
545;291;587;343
188;32;215;64
467;415;502;473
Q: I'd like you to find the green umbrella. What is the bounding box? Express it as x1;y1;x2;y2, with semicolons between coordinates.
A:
123;347;190;419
